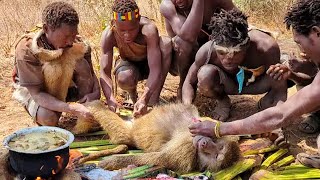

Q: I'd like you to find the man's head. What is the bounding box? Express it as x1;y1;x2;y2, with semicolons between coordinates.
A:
285;0;320;62
171;0;193;10
112;0;140;43
42;2;79;49
209;9;249;71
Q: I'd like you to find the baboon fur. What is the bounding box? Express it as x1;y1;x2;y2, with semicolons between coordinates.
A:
74;101;240;173
30;30;88;101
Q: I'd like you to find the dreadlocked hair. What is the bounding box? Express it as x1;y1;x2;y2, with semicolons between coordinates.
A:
285;0;320;35
112;0;139;13
42;1;79;30
208;9;249;47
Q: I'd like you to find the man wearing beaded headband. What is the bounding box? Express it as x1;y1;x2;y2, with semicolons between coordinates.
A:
100;0;172;117
190;0;320;168
182;9;287;121
160;0;237;100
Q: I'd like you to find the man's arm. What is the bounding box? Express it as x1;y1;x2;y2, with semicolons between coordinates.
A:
79;47;101;102
220;72;320;136
182;42;210;104
160;0;204;43
27;85;93;119
139;24;162;105
100;28;117;108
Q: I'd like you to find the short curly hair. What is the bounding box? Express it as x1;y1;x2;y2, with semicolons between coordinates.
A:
42;1;79;30
112;0;139;14
208;9;249;47
285;0;320;35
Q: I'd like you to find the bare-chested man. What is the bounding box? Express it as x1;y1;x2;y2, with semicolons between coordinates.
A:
12;2;100;126
160;0;236;99
100;0;172;117
189;0;320;168
182;9;287;121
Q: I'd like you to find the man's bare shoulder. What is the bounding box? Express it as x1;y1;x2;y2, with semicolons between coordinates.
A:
249;30;279;53
160;0;176;17
141;20;159;39
101;26;115;51
196;41;212;62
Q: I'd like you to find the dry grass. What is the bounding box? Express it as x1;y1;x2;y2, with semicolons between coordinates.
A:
0;0;296;58
235;0;295;36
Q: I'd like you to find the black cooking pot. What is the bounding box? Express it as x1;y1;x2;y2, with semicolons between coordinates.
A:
3;126;74;179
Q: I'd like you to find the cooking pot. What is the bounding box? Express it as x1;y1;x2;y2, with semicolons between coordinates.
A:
3;126;74;178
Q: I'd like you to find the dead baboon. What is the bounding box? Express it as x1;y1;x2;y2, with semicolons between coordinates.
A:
74;101;240;173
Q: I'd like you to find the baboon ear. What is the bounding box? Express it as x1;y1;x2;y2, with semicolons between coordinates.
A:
43;24;49;34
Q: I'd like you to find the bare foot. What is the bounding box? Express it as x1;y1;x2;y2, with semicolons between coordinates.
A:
212;96;231;121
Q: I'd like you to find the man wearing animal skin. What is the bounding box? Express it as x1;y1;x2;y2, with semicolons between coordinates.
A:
12;2;100;126
160;0;237;100
182;9;287;121
190;0;320;169
100;0;172;117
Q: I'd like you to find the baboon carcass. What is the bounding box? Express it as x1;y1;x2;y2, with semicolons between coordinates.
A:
75;101;240;173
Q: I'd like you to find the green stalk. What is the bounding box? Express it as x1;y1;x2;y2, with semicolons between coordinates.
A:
251;167;320;180
75;130;107;137
261;149;288;169
213;159;256;180
70;140;112;148
269;155;295;169
127;165;153;174
242;145;278;156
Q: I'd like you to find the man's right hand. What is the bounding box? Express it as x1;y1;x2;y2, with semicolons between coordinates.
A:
69;103;94;120
267;63;292;81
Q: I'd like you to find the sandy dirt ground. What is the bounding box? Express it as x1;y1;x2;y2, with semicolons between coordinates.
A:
0;38;319;158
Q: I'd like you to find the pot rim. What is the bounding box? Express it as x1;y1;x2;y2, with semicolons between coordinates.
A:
2;126;74;154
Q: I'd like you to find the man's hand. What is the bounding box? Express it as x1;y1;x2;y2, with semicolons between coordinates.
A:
107;96;120;112
133;99;148;118
189;120;216;138
267;63;291;81
172;36;192;56
69;103;94;120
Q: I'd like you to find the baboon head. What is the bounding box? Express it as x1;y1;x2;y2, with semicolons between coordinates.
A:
193;135;240;172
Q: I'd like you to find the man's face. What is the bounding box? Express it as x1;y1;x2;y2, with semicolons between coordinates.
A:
172;0;192;10
293;28;320;63
216;47;247;72
44;23;78;49
114;19;140;44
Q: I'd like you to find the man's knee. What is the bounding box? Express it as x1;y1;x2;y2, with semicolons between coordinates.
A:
198;65;220;85
197;65;221;95
116;69;138;90
36;107;60;126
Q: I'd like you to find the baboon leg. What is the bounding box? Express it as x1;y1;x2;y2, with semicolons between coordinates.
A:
98;152;163;170
86;100;133;145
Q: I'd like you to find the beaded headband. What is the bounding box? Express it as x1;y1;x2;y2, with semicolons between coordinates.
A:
113;9;140;21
